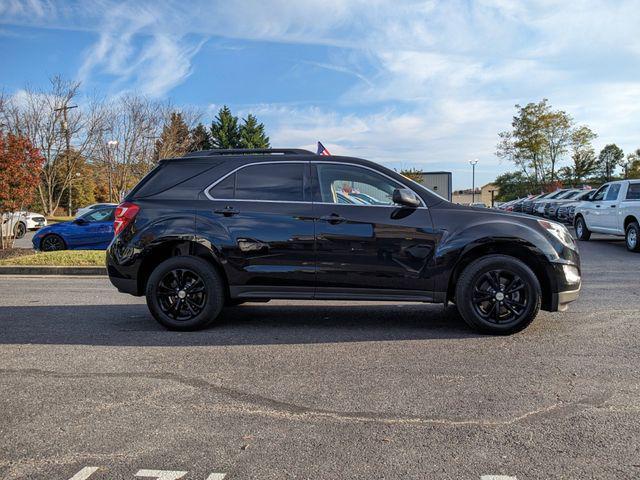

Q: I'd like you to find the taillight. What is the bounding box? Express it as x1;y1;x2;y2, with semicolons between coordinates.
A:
114;202;140;236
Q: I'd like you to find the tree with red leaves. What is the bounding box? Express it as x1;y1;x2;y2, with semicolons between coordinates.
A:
0;132;44;249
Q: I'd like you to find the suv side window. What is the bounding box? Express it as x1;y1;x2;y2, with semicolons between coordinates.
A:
209;163;305;202
605;183;621;201
592;185;609;201
314;163;406;206
626;183;640;200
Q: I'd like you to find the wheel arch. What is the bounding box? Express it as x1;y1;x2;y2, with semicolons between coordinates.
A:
624;215;638;230
446;241;555;311
136;239;229;299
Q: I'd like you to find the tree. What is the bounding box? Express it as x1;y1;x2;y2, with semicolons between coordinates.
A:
597;144;624;182
190;123;211;151
210;106;241;149
564;126;598;185
497;99;574;188
625;148;640;179
0;132;44;249
493;171;537;201
239;114;270;148
154;112;191;160
399;168;424;183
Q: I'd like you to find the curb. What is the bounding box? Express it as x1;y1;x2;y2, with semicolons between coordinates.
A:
0;265;107;275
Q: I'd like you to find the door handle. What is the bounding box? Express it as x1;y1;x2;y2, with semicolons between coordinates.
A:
214;207;239;217
320;213;346;224
611;204;617;208
595;205;601;208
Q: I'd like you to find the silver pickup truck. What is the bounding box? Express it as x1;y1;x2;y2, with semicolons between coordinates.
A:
574;180;640;252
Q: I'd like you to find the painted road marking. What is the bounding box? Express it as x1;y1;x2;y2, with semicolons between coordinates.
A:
134;471;188;480
68;467;227;480
481;476;518;480
68;467;100;480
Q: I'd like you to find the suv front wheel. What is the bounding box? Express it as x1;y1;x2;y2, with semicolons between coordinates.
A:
455;255;541;334
146;256;225;330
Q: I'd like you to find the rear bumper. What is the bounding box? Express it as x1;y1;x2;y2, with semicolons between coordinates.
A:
107;269;139;295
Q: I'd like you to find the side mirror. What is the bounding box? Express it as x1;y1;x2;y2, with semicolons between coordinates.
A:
74;217;87;225
392;188;421;208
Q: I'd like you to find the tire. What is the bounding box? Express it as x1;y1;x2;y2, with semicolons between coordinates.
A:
455;255;541;335
574;216;591;241
40;234;66;251
626;221;640;252
14;222;26;239
145;256;225;331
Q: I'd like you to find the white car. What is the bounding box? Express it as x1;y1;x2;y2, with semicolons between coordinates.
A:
75;203;118;218
1;211;47;239
574;180;640;252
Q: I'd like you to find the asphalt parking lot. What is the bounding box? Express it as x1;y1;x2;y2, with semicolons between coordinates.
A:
0;234;638;480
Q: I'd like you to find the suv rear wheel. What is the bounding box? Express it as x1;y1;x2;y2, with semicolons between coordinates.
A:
455;255;541;334
626;221;640;252
145;256;224;330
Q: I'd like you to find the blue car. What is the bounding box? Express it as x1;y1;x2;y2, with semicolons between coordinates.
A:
33;206;115;251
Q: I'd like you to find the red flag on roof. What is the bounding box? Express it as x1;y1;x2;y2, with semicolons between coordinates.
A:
317;141;331;156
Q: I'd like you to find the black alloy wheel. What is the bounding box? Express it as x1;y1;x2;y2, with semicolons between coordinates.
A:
455;254;541;334
471;269;528;324
146;256;224;330
41;234;65;251
156;268;207;321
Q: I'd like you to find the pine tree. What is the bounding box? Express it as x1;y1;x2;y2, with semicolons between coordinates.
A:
154;112;191;160
189;123;211;151
239;114;270;148
210;106;241;149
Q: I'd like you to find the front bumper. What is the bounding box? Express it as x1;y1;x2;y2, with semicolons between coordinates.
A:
556;287;581;311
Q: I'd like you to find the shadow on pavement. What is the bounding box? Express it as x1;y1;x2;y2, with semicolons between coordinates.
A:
0;302;478;346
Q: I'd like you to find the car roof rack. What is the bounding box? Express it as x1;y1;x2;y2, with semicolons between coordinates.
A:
183;148;314;158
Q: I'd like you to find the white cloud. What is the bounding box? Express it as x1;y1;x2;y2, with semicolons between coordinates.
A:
2;0;640;186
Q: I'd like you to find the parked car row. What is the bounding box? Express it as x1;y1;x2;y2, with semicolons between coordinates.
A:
498;180;640;252
1;211;47;239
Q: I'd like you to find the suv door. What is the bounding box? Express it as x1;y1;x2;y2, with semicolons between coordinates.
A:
311;162;436;298
583;184;609;231
599;183;622;231
198;161;316;297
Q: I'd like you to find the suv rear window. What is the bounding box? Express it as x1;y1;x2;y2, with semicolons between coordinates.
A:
208;163;305;202
129;161;220;198
627;183;640;200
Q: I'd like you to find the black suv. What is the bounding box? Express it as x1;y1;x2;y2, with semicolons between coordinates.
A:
107;148;581;334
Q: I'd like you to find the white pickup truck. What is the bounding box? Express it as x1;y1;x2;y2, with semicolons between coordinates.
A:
574;180;640;251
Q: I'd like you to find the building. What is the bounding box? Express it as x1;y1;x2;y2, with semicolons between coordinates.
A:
452;183;500;206
415;171;452;201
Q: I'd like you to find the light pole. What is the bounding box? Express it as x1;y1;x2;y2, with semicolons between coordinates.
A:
469;159;478;203
107;140;119;203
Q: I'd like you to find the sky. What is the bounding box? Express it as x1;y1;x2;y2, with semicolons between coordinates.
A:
1;0;639;189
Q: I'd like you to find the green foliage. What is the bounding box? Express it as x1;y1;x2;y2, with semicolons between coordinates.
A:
239;114;270;148
399;168;424;183
189;123;211;151
493;171;537;201
497;99;573;186
210;106;241;149
561;125;598;186
597;144;624;182
625;148;640;179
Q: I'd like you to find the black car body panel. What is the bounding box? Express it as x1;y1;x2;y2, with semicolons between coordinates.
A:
107;151;580;314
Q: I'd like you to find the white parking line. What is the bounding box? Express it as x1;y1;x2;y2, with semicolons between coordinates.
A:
205;475;227;480
68;467;100;480
480;476;518;480
134;470;188;480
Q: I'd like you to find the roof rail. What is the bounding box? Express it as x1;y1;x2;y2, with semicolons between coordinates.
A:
182;148;314;158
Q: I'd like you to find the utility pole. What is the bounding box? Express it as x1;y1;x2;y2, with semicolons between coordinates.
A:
54;104;78;216
107;140;119;203
469;159;478;204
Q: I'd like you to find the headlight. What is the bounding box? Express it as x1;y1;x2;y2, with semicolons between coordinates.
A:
562;264;581;285
538;219;575;248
